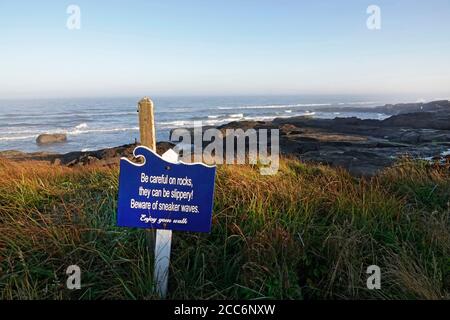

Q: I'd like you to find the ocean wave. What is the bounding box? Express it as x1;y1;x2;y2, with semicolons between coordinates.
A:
69;127;139;135
203;117;247;126
75;123;88;130
0;134;38;141
337;101;380;106
166;112;319;126
158;120;188;128
0;126;139;141
159;116;252;129
217;103;331;110
243;111;316;122
0;111;136;120
0;129;40;135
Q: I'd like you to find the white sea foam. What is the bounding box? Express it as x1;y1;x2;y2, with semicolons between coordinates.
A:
0;126;139;141
0;134;38;141
337;101;379;106
243;111;316;122
0;111;136;120
69;127;139;135
217;103;331;110
75;123;88;130
0;129;40;135
159;120;188;128
160;116;257;128
204;117;246;125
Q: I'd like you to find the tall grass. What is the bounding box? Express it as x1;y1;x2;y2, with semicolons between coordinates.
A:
0;158;448;299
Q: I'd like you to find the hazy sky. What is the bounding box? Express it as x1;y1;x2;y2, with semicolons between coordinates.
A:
1;0;450;99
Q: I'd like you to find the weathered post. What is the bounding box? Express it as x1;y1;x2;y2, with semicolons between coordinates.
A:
138;97;156;151
137;97;158;284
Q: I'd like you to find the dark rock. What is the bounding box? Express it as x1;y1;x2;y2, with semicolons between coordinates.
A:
445;155;450;164
382;112;450;130
36;133;67;145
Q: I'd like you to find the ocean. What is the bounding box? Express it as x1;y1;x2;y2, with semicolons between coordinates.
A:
0;96;390;153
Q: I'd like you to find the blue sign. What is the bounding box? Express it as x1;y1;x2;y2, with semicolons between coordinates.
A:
117;146;216;233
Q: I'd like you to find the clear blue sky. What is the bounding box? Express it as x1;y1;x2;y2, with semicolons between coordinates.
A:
1;0;449;99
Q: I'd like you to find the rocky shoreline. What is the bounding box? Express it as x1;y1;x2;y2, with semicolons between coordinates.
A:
1;100;449;176
270;100;450;175
0;142;175;167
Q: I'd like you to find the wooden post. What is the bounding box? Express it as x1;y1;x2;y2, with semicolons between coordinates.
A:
138;97;157;286
138;97;156;151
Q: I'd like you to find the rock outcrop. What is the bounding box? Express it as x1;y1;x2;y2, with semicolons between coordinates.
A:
315;100;450;115
36;133;67;145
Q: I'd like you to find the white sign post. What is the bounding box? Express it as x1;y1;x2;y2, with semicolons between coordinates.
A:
154;229;172;298
153;149;179;298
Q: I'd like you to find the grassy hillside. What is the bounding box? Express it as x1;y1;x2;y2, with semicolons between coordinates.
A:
0;157;449;299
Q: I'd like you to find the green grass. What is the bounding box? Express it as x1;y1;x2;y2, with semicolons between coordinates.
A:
0;158;449;300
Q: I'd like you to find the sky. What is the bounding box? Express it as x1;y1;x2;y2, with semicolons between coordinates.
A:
0;0;450;99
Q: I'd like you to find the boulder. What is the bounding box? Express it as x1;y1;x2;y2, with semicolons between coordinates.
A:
36;134;67;145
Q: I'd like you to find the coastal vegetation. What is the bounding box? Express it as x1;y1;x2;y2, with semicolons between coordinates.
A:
0;157;449;299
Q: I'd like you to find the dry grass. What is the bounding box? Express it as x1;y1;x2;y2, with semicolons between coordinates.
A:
0;157;449;299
